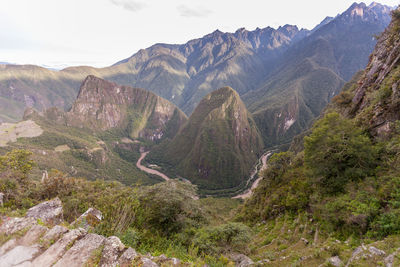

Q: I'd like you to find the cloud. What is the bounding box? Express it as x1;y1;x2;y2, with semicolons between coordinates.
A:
109;0;146;12
177;5;213;18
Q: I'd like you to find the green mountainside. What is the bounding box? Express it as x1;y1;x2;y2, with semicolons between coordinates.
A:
148;87;263;193
0;76;187;186
236;8;400;265
243;2;392;147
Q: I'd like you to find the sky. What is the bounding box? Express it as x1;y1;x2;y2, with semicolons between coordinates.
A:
0;0;398;68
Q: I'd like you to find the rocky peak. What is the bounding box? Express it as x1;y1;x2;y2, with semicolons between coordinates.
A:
65;76;187;141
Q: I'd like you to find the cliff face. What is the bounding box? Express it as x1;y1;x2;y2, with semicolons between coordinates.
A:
347;9;400;138
65;75;187;141
149;87;263;191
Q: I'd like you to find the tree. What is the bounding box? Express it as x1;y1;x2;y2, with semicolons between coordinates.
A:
304;112;379;194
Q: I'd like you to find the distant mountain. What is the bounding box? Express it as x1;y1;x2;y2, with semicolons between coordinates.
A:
243;2;392;147
148;87;263;193
0;2;392;151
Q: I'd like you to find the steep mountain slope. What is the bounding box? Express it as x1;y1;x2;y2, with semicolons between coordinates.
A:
244;2;392;147
238;8;400;265
0;76;187;186
148;87;263;193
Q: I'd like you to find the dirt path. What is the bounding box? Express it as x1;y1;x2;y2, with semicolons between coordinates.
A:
232;152;272;199
136;151;170;181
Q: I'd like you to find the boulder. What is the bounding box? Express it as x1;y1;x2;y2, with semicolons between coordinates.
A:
118;247;138;266
99;236;125;267
328;256;343;267
32;228;86;267
19;225;48;246
368;246;386;256
26;198;63;225
41;225;69;245
53;233;105;267
72;207;102;230
0;238;17;256
230;253;254;267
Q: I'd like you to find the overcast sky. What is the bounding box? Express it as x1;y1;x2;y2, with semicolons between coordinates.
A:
0;0;398;68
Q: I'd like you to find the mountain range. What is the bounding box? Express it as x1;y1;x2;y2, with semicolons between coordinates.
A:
0;2;392;151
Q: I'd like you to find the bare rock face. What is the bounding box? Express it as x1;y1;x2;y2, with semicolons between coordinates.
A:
0;244;41;267
71;207;102;230
99;236;125;267
53;233;105;267
65;76;187;141
230;253;254;267
32;228;87;267
0;217;36;235
26;198;63;225
19;225;48;246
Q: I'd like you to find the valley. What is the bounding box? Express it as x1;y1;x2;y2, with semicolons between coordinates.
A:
0;1;400;266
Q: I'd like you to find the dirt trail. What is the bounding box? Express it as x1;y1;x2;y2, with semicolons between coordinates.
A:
136;151;170;181
232;152;272;199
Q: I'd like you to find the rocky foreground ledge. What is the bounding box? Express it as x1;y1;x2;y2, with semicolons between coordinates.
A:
0;198;185;267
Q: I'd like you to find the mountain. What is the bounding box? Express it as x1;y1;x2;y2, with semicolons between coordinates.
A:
243;1;392;147
0;76;187;186
238;8;400;265
147;87;263;193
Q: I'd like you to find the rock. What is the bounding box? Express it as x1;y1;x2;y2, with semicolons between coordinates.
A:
137;257;159;267
368;246;386;256
118;247;138;266
0;217;36;235
328;256;343;267
0;192;4;207
72;207;102;230
19;225;48;246
301;237;309;245
230;253;254;267
384;248;400;267
32;228;87;267
0;245;40;267
99;236;125;267
26;198;63;225
41;225;69;244
53;233;105;267
0;238;17;256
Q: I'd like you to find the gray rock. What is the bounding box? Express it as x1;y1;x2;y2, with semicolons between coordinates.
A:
26;198;63;225
329;256;343;267
230;253;254;267
384;248;400;267
0;238;17;256
71;207;102;230
99;236;125;267
0;217;36;235
118;247;138;266
140;257;159;267
53;233;105;267
19;225;48;246
32;228;86;267
368;246;386;256
41;225;68;244
0;245;40;267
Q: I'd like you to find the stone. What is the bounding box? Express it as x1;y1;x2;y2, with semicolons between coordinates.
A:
99;236;125;267
328;256;343;267
41;225;68;244
32;228;86;267
368;246;386;256
139;257;159;267
0;192;4;207
0;245;40;267
53;233;105;267
301;237;309;245
0;238;17;256
230;253;254;267
71;207;102;230
118;247;138;266
19;225;48;246
0;217;36;235
26;198;63;225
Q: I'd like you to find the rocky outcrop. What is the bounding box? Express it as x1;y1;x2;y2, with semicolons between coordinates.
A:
26;198;63;225
0;200;187;267
71;207;102;230
64;76;187;141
